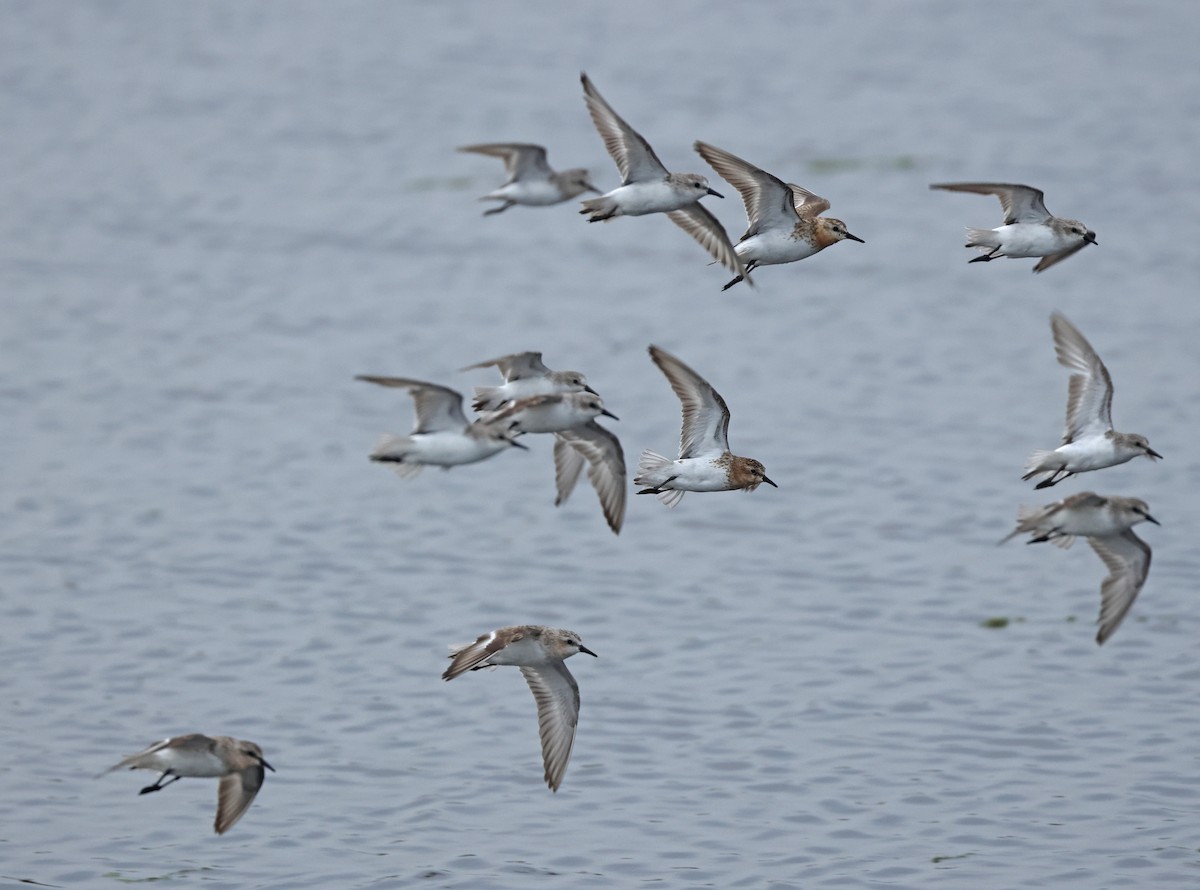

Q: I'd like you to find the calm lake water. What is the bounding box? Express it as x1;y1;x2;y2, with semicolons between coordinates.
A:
3;2;1200;887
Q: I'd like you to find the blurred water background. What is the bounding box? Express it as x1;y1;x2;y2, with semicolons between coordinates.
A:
3;2;1200;887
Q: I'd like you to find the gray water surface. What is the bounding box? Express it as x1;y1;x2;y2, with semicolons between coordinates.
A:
3;2;1200;887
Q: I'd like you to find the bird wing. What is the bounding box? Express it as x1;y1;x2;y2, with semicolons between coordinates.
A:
1088;530;1152;645
552;435;587;505
519;662;581;792
693;141;799;236
101;737;172;775
355;376;468;433
1050;313;1114;441
214;764;265;835
580;73;669;184
460;351;549;381
100;733;211;776
787;183;832;219
648;345;732;458
666;203;751;282
458;143;552;182
930;182;1050;224
554;423;627;534
442;628;523;680
1032;240;1090;273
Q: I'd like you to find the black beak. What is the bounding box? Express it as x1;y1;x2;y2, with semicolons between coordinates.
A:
1144;513;1161;526
510;439;529;450
762;475;778;488
583;384;599;395
706;187;724;198
1084;231;1097;245
260;757;276;773
1146;447;1163;460
584;181;601;194
600;408;619;420
845;232;865;244
579;645;598;657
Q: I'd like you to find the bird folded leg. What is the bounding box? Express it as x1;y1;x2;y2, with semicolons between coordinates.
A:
1034;468;1072;489
139;773;182;795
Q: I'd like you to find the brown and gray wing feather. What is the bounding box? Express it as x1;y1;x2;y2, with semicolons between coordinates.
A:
554;423;627;534
519;662;581;792
665;203;750;282
458;143;552;182
214;765;265;834
581;73;668;184
443;628;523;680
460;351;550;381
648;345;732;458
1033;240;1089;273
552;435;587;505
694;141;798;236
1088;530;1151;645
930;182;1049;224
1050;313;1114;441
355;377;469;433
787;183;831;219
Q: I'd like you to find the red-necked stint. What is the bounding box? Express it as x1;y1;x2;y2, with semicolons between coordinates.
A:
356;376;525;476
578;73;750;284
1000;491;1159;644
694;141;863;291
635;345;776;507
101;733;274;835
458;143;599;216
443;625;597;791
930;182;1096;272
461;351;596;413
1023;312;1160;488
